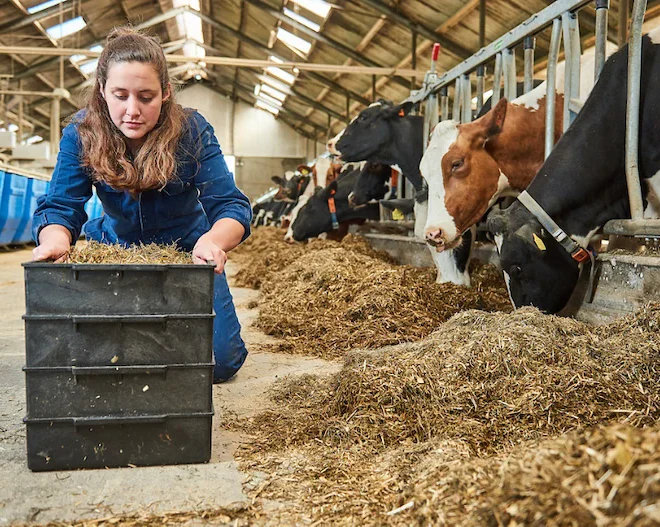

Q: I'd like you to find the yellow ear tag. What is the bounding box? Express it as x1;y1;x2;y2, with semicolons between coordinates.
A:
533;233;546;251
392;208;405;221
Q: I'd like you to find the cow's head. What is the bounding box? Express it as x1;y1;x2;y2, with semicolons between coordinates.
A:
327;100;414;161
348;163;390;207
272;173;310;202
487;204;580;313
291;183;339;242
421;98;509;250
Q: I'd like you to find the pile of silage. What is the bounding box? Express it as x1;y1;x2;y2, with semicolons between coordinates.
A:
256;248;512;358
231;304;660;525
62;241;192;264
242;306;660;455
229;226;394;289
399;423;660;527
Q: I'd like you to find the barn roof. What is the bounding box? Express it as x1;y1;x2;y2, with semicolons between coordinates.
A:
0;0;656;145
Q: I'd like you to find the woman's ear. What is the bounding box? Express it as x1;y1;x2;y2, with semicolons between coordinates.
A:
99;83;106;100
162;82;172;103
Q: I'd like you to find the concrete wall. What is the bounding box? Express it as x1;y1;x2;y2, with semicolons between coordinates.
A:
234;156;305;201
176;84;325;159
176;84;325;199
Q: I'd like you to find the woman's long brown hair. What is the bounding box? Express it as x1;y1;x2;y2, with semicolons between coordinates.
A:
77;27;188;192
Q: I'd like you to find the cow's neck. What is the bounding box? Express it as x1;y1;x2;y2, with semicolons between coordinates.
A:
524;38;660;238
487;97;564;191
387;116;424;190
337;201;380;222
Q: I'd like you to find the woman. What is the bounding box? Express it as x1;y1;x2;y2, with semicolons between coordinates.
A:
31;27;252;382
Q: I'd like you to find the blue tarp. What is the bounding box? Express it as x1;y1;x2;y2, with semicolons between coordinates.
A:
0;168;103;246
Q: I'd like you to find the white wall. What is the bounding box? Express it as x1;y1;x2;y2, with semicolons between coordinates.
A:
176;84;324;159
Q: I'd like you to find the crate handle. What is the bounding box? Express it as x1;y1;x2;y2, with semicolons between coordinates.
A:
72;415;167;427
71;365;169;376
72;316;169;326
70;264;170;280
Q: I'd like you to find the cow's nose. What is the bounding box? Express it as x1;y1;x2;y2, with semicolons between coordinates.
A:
425;228;445;247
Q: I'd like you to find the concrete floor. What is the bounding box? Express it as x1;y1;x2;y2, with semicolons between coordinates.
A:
0;248;340;525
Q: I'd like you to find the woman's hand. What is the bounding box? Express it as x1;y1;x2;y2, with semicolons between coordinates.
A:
193;232;227;274
32;225;72;262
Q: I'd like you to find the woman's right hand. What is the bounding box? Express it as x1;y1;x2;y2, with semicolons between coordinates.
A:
32;224;72;262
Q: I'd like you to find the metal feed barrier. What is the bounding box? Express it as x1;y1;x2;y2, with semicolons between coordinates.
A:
400;0;658;239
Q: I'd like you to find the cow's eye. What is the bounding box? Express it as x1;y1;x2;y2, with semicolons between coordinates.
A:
510;265;523;279
357;114;367;123
451;159;464;171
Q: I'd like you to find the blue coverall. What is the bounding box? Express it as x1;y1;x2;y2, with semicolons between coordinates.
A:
32;109;252;382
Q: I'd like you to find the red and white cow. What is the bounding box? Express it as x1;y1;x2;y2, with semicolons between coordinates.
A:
423;42;618;250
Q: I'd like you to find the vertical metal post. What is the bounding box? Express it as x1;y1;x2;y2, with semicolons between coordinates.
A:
326;113;331;144
479;0;487;48
423;43;441;146
625;0;647;220
50;96;61;157
476;65;485;113
440;86;449;121
411;29;418;90
503;48;516;100
345;94;350;124
452;78;461;120
372;74;377;102
545;18;562;159
462;74;472;123
492;52;503;103
17;81;23;144
618;0;629;48
562;12;581;131
595;0;610;82
524;37;535;93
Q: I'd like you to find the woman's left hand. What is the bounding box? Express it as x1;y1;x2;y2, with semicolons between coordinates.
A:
192;233;227;274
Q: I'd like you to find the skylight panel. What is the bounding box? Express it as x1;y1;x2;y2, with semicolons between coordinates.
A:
258;74;293;95
268;55;284;64
27;0;65;14
276;28;312;54
79;59;98;75
256;100;280;116
172;0;205;57
254;85;261;97
266;66;296;84
289;0;331;19
25;135;43;145
45;16;86;39
258;93;284;108
260;84;287;102
283;8;321;32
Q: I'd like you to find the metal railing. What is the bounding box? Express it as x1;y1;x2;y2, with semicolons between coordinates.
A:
403;0;660;238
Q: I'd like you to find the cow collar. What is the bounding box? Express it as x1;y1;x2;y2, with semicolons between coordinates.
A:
517;190;598;302
328;189;340;230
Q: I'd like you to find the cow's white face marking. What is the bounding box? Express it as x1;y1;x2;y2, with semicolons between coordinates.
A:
421;120;459;244
649;25;660;44
284;170;295;181
284;195;310;242
391;164;403;174
327;129;344;154
644;169;660;219
494;234;516;308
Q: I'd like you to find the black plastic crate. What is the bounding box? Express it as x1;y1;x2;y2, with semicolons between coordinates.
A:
25;413;213;471
24;364;213;418
24;314;214;367
23;263;215;316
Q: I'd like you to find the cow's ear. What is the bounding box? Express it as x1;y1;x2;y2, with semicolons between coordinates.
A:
514;222;547;253
271;175;285;186
486;208;509;236
486;98;508;137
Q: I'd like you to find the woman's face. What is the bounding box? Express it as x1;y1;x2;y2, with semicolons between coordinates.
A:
101;61;169;148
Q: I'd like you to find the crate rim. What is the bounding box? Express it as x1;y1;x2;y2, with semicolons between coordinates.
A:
22;262;216;270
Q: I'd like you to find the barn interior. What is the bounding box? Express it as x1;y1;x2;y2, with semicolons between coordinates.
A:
1;0;660;525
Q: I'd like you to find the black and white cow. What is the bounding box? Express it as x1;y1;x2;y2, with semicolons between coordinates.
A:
487;30;660;313
327;100;474;285
291;166;381;242
348;162;396;207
